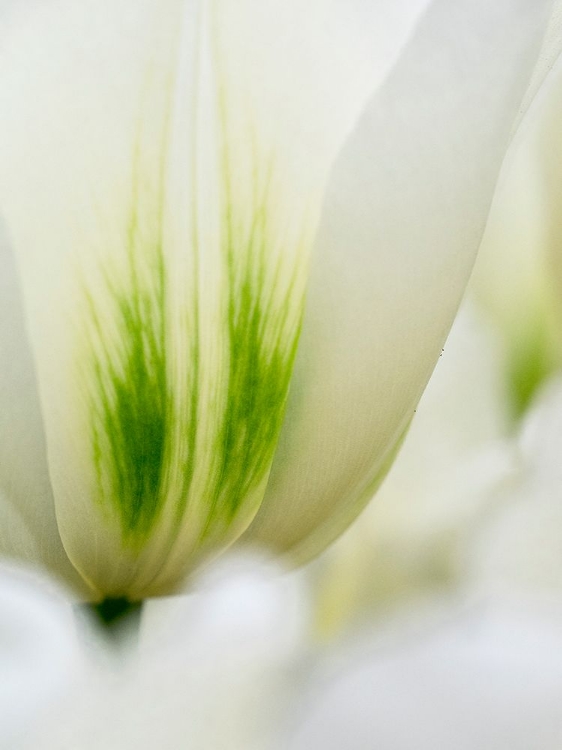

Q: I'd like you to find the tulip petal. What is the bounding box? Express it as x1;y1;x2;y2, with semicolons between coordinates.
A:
247;0;553;561
0;232;90;594
0;0;428;597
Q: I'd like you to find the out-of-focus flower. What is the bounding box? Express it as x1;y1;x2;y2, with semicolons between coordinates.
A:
287;599;562;750
0;0;551;601
12;556;562;750
471;378;562;599
472;1;562;418
461;0;562;595
312;303;514;637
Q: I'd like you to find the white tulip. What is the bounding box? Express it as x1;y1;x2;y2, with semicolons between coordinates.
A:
0;0;552;600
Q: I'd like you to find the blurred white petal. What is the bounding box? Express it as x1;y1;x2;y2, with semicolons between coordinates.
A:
472;379;562;599
36;555;311;750
287;600;562;750
0;565;78;749
472;105;562;415
473;0;562;415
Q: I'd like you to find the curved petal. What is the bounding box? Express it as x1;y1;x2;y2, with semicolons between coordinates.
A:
312;304;513;637
0;229;90;595
246;0;553;561
0;0;428;598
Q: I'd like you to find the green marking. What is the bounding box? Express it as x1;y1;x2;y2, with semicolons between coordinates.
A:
197;61;307;540
201;155;305;539
81;30;308;556
86;159;171;544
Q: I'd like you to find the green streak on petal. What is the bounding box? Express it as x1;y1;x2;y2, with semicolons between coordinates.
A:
81;36;308;556
202;160;305;538
84;125;174;547
197;56;308;540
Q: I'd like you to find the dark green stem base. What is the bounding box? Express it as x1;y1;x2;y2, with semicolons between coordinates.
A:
75;598;143;646
93;597;142;628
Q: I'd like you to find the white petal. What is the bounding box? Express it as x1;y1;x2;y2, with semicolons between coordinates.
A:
472;379;562;599
0;0;428;598
0;565;78;748
312;303;513;636
247;0;553;561
38;555;309;750
471;30;562;415
0;230;90;594
288;600;562;750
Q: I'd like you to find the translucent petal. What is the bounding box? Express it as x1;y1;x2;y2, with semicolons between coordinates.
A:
0;230;90;594
0;0;427;597
248;0;553;561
